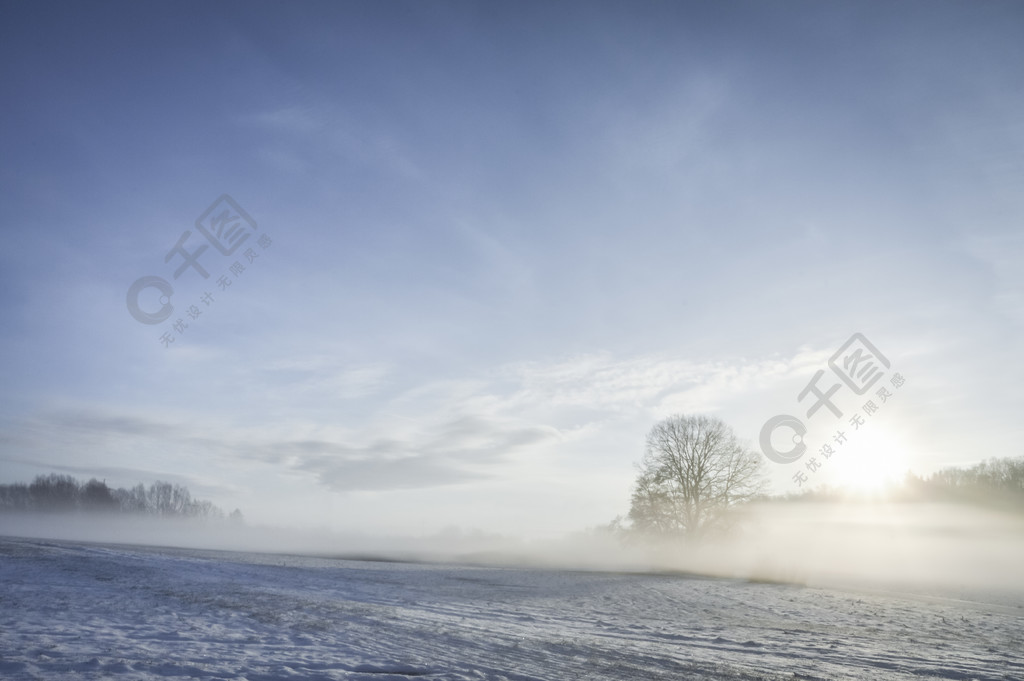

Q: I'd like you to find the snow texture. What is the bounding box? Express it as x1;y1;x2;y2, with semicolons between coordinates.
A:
1;536;1021;680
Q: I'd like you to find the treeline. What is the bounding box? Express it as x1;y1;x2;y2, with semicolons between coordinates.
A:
902;456;1024;511
777;456;1024;512
0;474;241;521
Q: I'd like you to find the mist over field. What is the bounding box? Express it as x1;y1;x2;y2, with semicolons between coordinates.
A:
4;500;1022;597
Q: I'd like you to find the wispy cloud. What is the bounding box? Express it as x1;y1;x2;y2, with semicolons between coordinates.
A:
241;103;423;180
6;401;561;493
1;343;842;504
242;105;324;135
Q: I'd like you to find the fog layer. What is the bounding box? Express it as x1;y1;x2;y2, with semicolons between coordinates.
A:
3;502;1021;603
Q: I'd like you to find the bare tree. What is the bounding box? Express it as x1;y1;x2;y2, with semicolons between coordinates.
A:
28;474;79;512
81;479;118;512
628;414;766;541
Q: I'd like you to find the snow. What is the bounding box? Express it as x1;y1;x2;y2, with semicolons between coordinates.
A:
1;536;1022;680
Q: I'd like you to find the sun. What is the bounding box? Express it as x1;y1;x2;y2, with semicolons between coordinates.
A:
829;427;910;495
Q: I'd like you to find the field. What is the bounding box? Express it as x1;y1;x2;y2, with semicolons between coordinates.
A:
1;536;1021;680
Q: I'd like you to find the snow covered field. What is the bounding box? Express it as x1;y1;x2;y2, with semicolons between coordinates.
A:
1;536;1022;681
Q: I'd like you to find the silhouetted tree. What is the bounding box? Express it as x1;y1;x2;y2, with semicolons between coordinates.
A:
29;474;79;512
80;479;118;512
113;483;149;514
628;414;766;541
923;457;1024;510
0;482;31;511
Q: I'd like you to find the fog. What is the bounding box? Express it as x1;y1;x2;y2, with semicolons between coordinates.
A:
3;501;1022;602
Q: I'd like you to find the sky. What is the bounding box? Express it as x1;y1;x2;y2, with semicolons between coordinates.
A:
1;1;1023;538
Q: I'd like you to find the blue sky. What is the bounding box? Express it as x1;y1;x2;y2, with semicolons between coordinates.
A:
1;1;1023;536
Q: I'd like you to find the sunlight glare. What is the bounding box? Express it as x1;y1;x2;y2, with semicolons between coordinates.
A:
831;427;910;495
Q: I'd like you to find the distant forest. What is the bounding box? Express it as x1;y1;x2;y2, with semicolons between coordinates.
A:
0;474;240;521
777;456;1024;512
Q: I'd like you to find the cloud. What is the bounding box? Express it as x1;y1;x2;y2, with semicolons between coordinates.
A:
499;351;821;417
285;449;485;492
241;104;423;180
0;346;832;498
256;357;394;401
242;105;324;135
4;404;560;494
32;410;180;441
246;415;559;492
